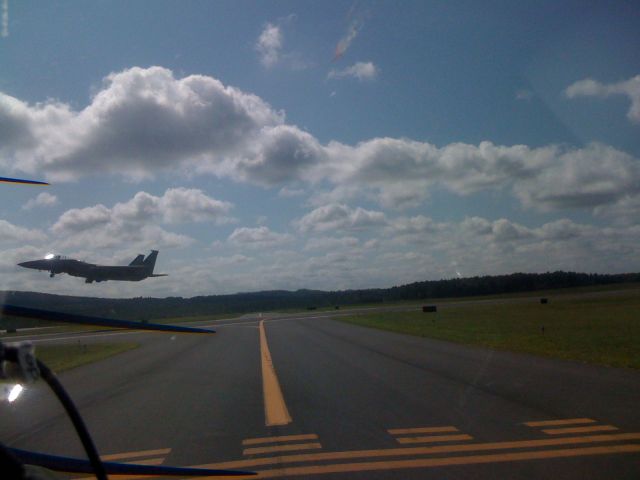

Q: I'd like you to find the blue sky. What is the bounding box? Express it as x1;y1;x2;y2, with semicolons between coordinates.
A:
1;1;639;297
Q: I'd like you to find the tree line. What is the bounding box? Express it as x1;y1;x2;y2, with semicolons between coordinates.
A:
1;271;639;328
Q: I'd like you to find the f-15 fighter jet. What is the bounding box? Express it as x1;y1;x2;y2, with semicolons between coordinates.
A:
18;250;168;284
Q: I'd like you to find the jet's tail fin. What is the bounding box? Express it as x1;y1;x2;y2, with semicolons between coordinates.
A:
143;250;159;274
129;254;145;266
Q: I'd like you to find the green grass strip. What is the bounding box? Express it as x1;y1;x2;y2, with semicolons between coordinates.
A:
339;290;640;369
35;343;139;372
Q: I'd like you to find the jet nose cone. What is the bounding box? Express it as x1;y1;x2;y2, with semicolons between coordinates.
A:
18;260;44;269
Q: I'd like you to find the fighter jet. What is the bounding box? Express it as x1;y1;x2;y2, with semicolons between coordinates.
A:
18;250;168;283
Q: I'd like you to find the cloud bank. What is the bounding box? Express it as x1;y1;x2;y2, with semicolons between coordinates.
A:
1;66;639;221
50;188;232;250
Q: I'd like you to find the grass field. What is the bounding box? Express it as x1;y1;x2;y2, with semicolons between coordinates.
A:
274;282;640;314
338;288;640;369
155;313;240;324
35;343;139;372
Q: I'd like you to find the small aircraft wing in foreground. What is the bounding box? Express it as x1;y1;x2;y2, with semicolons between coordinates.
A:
0;176;49;186
18;250;168;284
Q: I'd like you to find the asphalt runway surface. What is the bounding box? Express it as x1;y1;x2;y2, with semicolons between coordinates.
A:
1;306;639;479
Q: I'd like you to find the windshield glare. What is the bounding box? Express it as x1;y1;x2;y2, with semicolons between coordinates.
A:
1;2;639;479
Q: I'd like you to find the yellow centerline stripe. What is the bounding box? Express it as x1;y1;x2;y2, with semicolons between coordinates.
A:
198;432;640;470
396;434;473;444
259;320;292;427
524;418;596;427
243;434;319;446
100;448;171;461
243;444;640;479
243;442;322;456
389;426;458;435
543;425;618;435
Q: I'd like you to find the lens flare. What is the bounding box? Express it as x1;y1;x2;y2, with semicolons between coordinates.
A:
8;384;23;403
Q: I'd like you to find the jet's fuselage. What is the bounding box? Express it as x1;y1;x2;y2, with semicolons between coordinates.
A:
18;251;165;283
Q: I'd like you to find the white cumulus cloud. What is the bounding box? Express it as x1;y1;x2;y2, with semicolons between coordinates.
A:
228;226;293;248
53;188;233;234
278;186;306;197
389;215;443;236
304;236;359;251
565;75;640;124
50;188;232;250
0;66;283;181
256;23;283;68
2;67;639;215
318;140;640;211
295;204;386;233
255;16;307;70
328;61;378;81
22;192;58;210
156;188;234;224
594;194;640;226
513;143;640;210
0;219;47;244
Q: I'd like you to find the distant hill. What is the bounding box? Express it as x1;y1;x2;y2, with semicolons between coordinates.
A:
2;271;639;328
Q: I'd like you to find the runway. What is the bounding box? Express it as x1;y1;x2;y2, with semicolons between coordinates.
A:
1;310;639;479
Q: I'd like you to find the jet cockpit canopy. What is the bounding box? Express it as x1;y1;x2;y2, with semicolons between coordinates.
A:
44;253;67;260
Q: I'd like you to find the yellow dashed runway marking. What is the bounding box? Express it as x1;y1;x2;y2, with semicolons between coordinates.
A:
100;447;171;461
79;447;171;480
236;444;640;479
243;443;323;456
524;418;596;427
389;425;473;445
388;426;459;435
396;434;474;444
197;432;640;472
242;433;322;456
98;429;639;478
243;434;319;446
543;425;618;435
